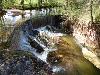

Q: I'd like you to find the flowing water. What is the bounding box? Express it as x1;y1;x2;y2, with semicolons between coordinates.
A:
30;26;63;62
6;16;100;75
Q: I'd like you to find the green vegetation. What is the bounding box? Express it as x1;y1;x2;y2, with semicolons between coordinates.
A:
0;0;64;9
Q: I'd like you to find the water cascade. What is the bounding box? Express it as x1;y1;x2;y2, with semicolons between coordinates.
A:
29;26;63;62
4;15;100;75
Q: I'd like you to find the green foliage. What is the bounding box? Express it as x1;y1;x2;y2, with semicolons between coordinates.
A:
1;0;100;22
95;14;100;22
92;2;100;22
63;0;88;17
1;0;64;8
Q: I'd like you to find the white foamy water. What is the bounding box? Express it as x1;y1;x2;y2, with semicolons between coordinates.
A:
52;66;65;72
32;26;63;62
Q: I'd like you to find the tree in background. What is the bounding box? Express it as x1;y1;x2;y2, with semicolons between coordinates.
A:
1;0;100;22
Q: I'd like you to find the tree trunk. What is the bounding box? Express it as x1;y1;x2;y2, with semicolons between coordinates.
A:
90;0;93;23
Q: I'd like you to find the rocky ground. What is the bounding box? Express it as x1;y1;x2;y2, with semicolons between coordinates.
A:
0;49;52;75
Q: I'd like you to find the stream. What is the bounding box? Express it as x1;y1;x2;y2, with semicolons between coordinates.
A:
1;15;100;75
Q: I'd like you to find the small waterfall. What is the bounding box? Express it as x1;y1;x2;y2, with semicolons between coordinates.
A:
8;15;64;64
30;25;63;62
8;21;63;62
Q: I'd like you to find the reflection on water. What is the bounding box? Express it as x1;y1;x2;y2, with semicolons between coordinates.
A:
3;9;54;25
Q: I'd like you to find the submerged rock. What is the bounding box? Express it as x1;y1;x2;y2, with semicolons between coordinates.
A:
47;36;100;75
